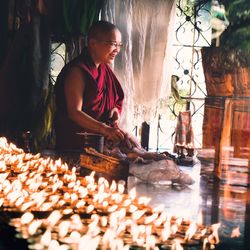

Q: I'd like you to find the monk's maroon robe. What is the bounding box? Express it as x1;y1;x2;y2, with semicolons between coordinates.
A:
54;48;124;151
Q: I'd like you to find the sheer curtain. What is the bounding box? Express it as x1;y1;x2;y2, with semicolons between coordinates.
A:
102;0;176;131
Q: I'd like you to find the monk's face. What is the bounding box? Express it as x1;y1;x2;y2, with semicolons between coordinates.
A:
90;29;122;65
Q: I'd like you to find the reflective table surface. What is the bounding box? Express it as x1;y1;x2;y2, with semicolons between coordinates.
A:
0;98;249;250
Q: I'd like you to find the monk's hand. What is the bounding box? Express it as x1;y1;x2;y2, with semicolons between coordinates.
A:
101;124;125;146
109;107;120;127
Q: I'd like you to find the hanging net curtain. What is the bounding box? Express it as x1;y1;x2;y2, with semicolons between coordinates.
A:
101;0;176;131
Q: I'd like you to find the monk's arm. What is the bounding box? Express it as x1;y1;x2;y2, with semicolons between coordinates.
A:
64;67;125;142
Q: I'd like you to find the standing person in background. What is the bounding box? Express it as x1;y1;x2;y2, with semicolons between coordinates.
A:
54;20;125;151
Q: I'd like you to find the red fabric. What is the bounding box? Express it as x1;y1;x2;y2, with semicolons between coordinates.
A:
54;48;124;151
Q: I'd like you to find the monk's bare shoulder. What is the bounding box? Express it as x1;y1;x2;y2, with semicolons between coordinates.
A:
64;66;85;89
64;66;86;112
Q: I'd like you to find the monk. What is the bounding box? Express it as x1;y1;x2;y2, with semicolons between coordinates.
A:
54;21;126;151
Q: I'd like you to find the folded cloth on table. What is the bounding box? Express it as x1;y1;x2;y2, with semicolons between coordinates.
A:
129;158;194;186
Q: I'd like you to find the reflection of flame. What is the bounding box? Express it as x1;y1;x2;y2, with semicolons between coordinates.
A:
230;226;241;238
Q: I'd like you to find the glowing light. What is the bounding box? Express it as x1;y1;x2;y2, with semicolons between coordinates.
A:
231;226;241;238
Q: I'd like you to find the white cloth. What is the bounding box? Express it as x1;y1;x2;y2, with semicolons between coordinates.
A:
102;0;176;130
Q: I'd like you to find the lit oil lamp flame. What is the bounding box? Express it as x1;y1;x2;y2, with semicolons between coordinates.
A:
172;239;184;250
68;230;81;244
46;210;62;227
171;223;178;235
28;220;43;235
20;212;34;224
175;217;183;226
58;221;71;238
129;187;136;200
146;234;156;250
152;204;165;213
184;221;197;241
132;209;147;221
138;196;151;206
79;235;101;250
40;229;52;247
118;183;125;194
47;240;60;250
71;214;83;230
144;213;159;224
161;222;171;241
110;180;117;192
0;198;4;207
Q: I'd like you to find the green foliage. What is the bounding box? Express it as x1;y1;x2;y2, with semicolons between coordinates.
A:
227;0;250;23
219;0;250;51
228;27;250;51
211;0;250;69
62;0;103;35
32;81;56;152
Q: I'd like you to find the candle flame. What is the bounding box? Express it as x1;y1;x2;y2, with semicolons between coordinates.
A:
58;221;70;238
128;187;136;200
46;210;62;227
146;234;156;249
118;183;125;194
21;212;34;224
28;220;42;235
40;229;52;247
184;221;197;241
144;213;159;224
171;239;184;250
132;209;147;221
110;180;117;192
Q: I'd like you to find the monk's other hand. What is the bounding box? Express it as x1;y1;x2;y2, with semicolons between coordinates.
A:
124;133;141;149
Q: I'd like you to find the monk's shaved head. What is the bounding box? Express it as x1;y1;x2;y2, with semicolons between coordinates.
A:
87;20;119;43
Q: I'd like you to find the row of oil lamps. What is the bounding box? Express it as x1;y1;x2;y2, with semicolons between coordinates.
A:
0;137;220;250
